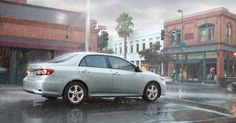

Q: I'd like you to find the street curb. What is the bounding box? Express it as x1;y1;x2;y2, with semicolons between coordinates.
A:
0;85;23;91
167;82;220;87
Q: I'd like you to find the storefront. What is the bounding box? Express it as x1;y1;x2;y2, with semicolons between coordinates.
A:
166;44;235;82
163;8;236;82
0;1;98;85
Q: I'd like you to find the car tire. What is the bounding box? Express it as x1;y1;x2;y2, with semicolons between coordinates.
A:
226;83;234;93
142;82;160;102
63;82;87;105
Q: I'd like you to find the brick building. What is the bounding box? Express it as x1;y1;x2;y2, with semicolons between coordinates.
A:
0;0;99;84
163;8;236;82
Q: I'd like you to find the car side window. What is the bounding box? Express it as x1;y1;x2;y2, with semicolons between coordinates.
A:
79;58;87;66
83;55;108;68
108;56;136;72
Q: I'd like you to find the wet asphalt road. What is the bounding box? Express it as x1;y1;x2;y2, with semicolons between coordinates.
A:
1;84;236;123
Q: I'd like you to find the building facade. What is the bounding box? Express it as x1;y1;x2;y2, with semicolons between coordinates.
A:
110;29;161;73
163;7;236;82
0;1;99;84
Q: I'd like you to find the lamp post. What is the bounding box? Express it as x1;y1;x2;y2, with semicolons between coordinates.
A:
85;0;90;52
177;9;184;83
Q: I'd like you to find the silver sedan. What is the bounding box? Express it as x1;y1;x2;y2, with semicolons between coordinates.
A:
23;52;166;105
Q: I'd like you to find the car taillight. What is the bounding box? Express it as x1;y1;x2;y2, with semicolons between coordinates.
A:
35;69;54;76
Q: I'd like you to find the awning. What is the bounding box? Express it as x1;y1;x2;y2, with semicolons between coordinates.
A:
170;58;217;64
0;35;85;51
170;59;202;64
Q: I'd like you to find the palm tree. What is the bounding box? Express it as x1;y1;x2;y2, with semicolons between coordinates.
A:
116;12;134;59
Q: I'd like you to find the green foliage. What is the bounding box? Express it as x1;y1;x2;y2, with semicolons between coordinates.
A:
116;12;134;38
98;31;109;49
139;42;173;66
116;12;134;58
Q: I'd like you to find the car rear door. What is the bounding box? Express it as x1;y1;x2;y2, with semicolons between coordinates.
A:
79;55;113;95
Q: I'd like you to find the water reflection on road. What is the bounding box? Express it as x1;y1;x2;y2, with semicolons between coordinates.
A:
0;96;233;123
1;84;236;122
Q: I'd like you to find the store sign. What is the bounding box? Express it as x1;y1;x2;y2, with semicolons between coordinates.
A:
206;52;217;58
187;53;204;59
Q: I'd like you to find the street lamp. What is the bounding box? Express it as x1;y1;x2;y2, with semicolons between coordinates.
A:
177;9;184;83
85;0;90;52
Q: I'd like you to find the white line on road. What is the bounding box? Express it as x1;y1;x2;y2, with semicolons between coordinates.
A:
167;97;234;118
182;104;234;117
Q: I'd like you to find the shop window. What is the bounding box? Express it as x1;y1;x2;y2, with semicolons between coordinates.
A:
226;23;232;43
198;23;215;42
168;29;181;46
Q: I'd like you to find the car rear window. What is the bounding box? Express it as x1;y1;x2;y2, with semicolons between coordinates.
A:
48;53;77;63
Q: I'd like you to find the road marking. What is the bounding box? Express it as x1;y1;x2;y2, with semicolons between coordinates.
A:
182;104;234;117
166;97;234;118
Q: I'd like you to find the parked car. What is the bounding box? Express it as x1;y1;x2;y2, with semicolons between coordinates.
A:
220;77;236;92
23;52;166;105
0;66;7;73
160;76;173;83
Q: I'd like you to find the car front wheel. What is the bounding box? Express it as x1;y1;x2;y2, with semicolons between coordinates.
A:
63;82;87;105
143;82;160;102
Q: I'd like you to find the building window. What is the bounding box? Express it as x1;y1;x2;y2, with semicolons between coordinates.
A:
226;23;232;43
120;47;122;54
136;44;139;52
143;43;146;51
130;45;133;53
198;23;215;42
115;48;117;54
149;42;153;48
136;61;139;66
168;29;181;46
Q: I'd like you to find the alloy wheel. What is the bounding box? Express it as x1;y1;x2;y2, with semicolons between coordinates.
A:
68;85;84;104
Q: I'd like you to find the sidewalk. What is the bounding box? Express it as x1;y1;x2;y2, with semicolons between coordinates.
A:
167;80;220;87
0;84;23;91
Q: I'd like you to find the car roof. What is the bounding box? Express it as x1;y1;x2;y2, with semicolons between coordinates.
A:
71;52;123;58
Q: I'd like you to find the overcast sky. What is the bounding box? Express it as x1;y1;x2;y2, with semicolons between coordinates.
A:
28;0;236;38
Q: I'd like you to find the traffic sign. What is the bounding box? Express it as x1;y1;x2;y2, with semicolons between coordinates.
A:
179;42;187;47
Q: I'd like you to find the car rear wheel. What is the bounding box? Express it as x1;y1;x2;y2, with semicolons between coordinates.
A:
63;82;87;105
143;82;160;102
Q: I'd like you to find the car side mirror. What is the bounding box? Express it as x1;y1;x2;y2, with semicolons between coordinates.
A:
135;66;142;72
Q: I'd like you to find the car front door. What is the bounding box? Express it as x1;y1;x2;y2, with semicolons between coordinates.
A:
79;55;113;95
107;56;143;95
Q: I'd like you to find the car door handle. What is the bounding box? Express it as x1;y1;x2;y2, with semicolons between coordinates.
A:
113;72;120;75
82;69;90;74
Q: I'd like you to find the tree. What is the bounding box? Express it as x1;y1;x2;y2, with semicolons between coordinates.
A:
139;42;173;70
97;31;109;52
116;12;134;59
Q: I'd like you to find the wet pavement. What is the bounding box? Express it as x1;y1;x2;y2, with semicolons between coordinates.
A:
1;84;236;123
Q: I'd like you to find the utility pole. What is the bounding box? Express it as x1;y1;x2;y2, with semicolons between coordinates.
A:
178;9;184;83
85;0;90;52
